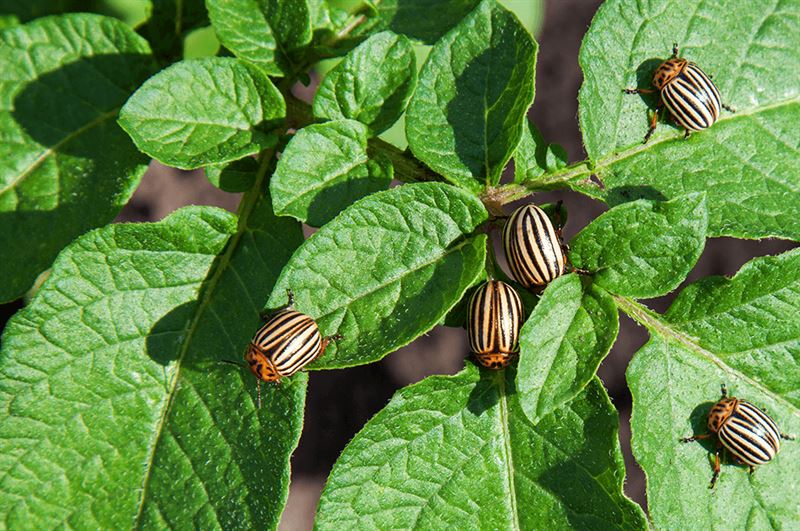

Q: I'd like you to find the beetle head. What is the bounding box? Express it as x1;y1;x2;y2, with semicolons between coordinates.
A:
652;58;687;90
707;397;738;433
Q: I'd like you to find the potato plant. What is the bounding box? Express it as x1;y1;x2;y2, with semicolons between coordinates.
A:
0;0;797;529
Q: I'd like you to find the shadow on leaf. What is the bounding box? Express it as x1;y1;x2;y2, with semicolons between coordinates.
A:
11;53;154;158
604;184;668;206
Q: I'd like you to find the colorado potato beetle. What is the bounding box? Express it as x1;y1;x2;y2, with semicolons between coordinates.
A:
624;43;734;142
467;280;523;369
502;203;567;288
244;290;341;407
681;384;794;488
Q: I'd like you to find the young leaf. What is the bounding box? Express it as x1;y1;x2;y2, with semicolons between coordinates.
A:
570;193;708;299
0;14;154;303
578;0;800;240
406;0;537;191
270;120;393;226
517;274;618;425
206;0;311;77
119;57;284;169
352;0;481;44
316;365;647;529
138;0;208;61
314;31;417;136
205;156;259;192
514;119;569;187
267;182;488;368
0;190;306;528
514;118;547;183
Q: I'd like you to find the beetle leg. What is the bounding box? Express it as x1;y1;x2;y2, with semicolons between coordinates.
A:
256;380;262;409
722;103;736;113
720;383;728;398
318;333;343;359
259;289;296;320
748;465;756;476
709;441;722;489
780;433;796;440
683;129;691;140
680;433;712;443
623;87;655;95
643;103;662;143
554;200;566;235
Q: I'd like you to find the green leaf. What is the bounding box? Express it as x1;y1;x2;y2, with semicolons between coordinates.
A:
119;57;285;169
268;182;488;368
0;0;150;27
406;0;537;191
307;0;332;32
183;25;221;59
205;156;259;192
316;366;647;529
514;118;569;186
206;0;311;77
517;274;618;425
623;250;800;528
666;249;800;407
0;187;306;527
138;0;208;61
570;193;708;299
577;0;800;240
0;15;19;30
352;0;481;44
0;14;154;303
514;117;547;183
0;0;82;22
314;31;417;136
270;119;393;226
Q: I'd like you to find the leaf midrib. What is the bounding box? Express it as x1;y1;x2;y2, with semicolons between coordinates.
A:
594;97;799;174
519;277;584;422
515;96;799;193
314;235;482;323
495;371;521;531
0;108;120;197
131;153;272;527
614;295;800;418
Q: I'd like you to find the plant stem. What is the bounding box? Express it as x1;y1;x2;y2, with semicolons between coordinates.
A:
285;96;440;183
283;68;601;205
610;295;663;333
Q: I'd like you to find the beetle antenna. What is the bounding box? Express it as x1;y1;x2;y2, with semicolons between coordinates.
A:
720;383;728;397
220;359;245;368
256;380;262;409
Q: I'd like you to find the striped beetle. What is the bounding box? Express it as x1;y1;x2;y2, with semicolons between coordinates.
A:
244;290;341;407
624;43;734;143
467;280;523;369
502;203;567;288
681;384;794;488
